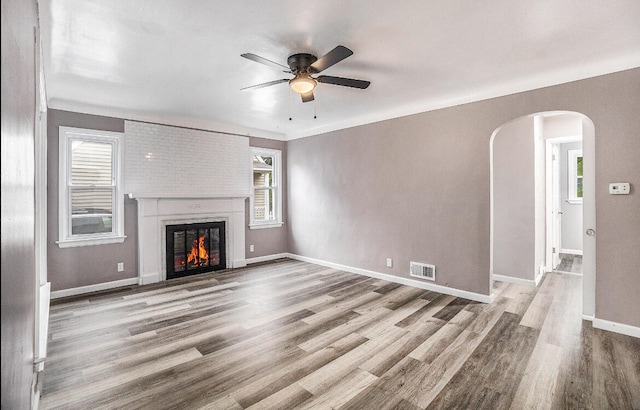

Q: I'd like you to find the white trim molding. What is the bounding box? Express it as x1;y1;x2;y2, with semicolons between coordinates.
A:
592;318;640;339
51;277;139;299
246;253;289;265
492;274;537;287
560;248;583;256
249;147;283;229
286;253;493;304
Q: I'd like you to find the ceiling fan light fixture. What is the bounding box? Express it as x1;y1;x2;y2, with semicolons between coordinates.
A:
289;74;317;94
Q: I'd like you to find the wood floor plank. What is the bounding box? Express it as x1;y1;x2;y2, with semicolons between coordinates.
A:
510;342;563;409
359;317;444;377
231;332;367;408
245;383;313;410
297;325;406;395
296;367;378;410
40;347;203;409
552;320;593;410
408;309;476;363
592;327;640;409
297;307;388;353
394;293;456;328
425;312;522;409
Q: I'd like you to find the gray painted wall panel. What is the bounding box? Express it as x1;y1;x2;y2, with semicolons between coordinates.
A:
288;108;492;295
1;0;38;407
493;116;535;281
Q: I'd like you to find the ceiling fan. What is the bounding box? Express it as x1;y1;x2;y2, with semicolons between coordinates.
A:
240;45;370;103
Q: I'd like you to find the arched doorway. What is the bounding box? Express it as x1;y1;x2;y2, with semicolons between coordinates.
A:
490;111;595;318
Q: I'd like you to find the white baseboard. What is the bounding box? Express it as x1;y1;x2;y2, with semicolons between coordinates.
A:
287;253;493;304
582;314;594;321
140;272;160;285
232;259;247;269
560;248;583;256
593;318;640;339
51;277;139;299
492;274;536;287
246;253;289;265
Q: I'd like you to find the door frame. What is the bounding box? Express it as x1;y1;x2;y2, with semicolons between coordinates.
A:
545;135;582;272
490;111;595;320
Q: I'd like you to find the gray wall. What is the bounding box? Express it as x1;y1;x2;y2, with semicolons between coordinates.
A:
288;68;640;329
47;110;138;291
246;137;289;258
1;0;39;407
560;141;583;252
493;116;536;281
593;71;640;327
288;107;492;295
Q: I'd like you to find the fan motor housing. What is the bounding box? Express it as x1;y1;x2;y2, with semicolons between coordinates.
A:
287;53;318;72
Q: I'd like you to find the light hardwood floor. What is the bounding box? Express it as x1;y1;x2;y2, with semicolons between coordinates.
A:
556;253;583;274
41;259;640;409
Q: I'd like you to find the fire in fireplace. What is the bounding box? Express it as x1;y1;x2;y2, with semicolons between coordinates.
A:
166;221;226;279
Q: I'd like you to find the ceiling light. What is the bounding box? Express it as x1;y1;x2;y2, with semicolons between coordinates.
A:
289;74;317;94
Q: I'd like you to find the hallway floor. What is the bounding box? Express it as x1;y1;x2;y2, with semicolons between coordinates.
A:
556;253;583;274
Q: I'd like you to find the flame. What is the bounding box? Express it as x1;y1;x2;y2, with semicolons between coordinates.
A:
186;235;209;266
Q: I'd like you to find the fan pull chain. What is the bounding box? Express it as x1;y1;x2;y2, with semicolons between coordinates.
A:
289;88;293;121
313;88;317;119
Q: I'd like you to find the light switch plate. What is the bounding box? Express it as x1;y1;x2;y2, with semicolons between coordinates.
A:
609;182;630;195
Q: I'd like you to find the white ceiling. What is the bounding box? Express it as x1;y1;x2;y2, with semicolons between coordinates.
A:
39;0;640;140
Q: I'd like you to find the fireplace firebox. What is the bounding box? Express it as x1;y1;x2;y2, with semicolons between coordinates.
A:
166;221;226;280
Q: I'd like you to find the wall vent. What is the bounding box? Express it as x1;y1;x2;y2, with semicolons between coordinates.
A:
410;262;435;281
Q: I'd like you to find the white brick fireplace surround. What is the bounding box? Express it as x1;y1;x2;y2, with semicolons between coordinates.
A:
124;121;251;284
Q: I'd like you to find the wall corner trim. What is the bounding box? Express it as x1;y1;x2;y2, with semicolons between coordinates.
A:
592;318;640;339
285;253;493;304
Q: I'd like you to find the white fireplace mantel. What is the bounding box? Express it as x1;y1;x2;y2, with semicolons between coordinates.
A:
132;194;249;285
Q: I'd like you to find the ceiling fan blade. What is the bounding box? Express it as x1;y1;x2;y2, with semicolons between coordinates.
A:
241;53;291;72
310;45;353;73
241;79;289;91
316;75;370;89
301;91;315;103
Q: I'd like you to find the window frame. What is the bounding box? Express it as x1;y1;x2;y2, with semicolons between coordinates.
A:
57;126;126;248
249;147;283;229
567;148;583;204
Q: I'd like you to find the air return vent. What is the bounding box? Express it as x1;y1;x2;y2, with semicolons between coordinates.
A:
410;262;435;281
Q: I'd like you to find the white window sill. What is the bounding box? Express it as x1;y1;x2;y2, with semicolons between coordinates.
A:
56;235;127;248
566;199;583;205
249;222;284;230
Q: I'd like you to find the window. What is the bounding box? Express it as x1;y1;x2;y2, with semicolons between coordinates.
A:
57;127;126;247
567;149;583;204
250;147;283;229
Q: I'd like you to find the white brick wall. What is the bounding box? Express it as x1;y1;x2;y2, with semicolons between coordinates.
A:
124;121;250;196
